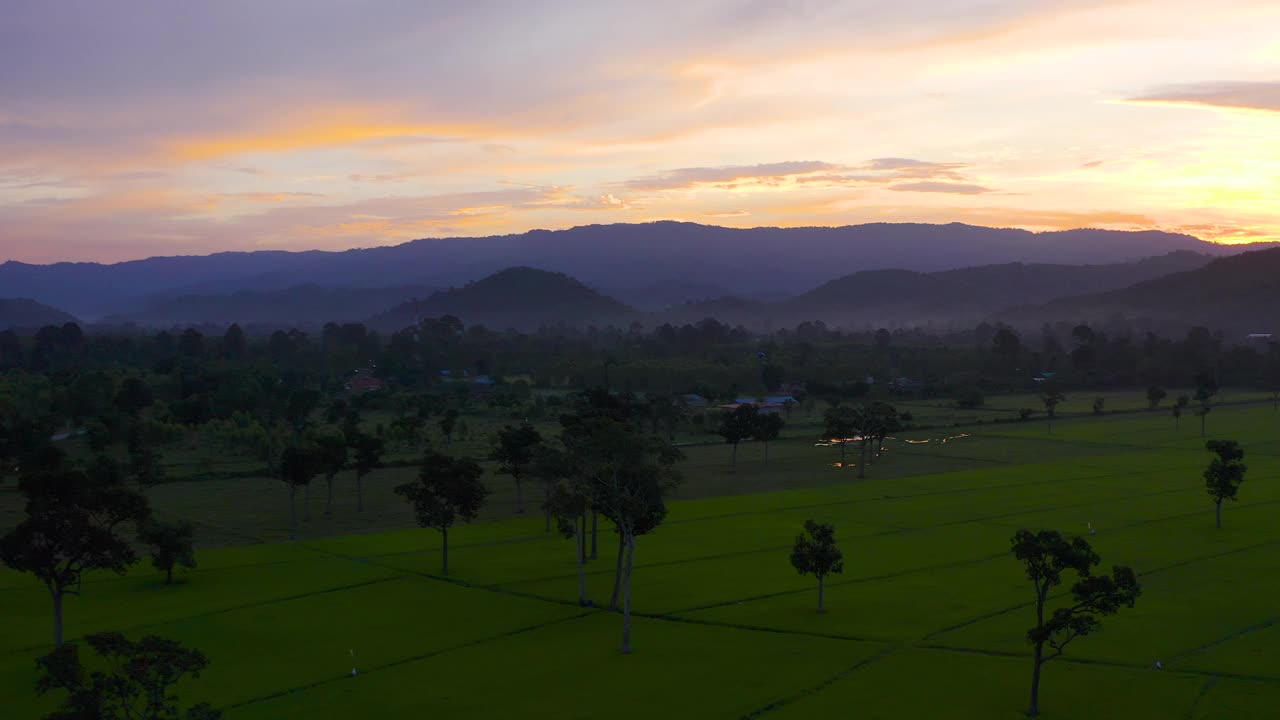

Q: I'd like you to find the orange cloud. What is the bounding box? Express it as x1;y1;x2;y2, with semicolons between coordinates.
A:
170;119;498;161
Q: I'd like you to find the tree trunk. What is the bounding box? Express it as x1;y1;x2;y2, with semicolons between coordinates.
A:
515;476;524;514
621;533;635;654
166;565;173;585
1176;414;1181;430
590;510;599;560
575;522;587;606
1201;414;1207;437
356;472;365;513
729;442;737;473
544;484;552;533
1028;644;1044;717
52;588;64;647
289;484;298;541
441;527;449;576
857;440;867;479
609;532;624;610
1216;499;1223;529
578;514;587;563
840;440;847;467
326;474;334;515
817;575;825;613
304;484;311;521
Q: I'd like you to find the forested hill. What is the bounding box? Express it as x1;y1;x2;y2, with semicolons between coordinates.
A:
0;298;78;331
367;267;636;332
656;251;1213;330
1005;246;1280;334
0;221;1258;320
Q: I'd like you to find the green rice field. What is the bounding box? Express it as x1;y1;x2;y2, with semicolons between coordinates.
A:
4;398;1280;718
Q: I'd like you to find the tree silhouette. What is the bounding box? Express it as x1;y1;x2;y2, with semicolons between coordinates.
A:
137;518;196;585
491;423;543;514
716;403;759;473
348;431;384;513
275;446;318;541
396;452;488;576
35;631;220;719
752;412;784;466
314;432;348;516
823;405;858;468
790;520;844;613
0;453;150;646
1040;381;1065;433
1204;440;1246;529
1012;529;1140;717
1173;394;1189;429
1146;385;1166;410
439;409;459;445
546;477;591;606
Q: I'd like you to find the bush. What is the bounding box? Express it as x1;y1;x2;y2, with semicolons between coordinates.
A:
954;387;985;409
1018;408;1035;421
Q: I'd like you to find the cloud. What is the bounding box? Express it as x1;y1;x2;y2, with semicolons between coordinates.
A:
703;209;751;217
1079;161;1104;169
622;161;840;191
1123;81;1280;114
887;182;995;194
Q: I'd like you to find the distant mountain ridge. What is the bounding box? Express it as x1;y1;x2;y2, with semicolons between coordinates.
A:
102;284;437;328
0;299;78;331
1;221;1264;320
1003;246;1280;335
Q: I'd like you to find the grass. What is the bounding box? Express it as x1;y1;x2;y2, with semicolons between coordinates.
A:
4;395;1280;718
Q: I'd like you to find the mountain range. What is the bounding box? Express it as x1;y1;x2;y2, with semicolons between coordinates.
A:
0;299;79;331
0;222;1265;321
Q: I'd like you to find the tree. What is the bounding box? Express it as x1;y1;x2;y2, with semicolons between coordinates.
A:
1173;394;1189;429
439;409;459;445
1011;529;1140;717
1040;381;1065;433
349;431;384;513
1146;385;1167;410
223;323;247;359
491;423;543;514
395;452;488;575
0;453;150;646
1204;440;1246;529
115;377;154;419
275;446;318;541
532;444;577;534
752;412;784;466
823;405;857;468
35;631;220;719
1194;384;1215;437
790;520;844;613
137;518;196;585
313;432;349;516
868;402;900;461
546;477;591;606
1091;396;1105;416
993;326;1022;373
562;412;681;652
716;403;759;473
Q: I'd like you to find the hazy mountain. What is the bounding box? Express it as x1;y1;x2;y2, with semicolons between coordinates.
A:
780;251;1215;328
1;222;1259;320
100;284;436;329
0;299;78;330
368;267;636;332
1004;246;1280;335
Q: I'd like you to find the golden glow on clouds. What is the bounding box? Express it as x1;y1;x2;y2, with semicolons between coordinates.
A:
2;0;1280;261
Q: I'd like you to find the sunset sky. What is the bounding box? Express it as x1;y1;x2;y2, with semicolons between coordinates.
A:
2;0;1278;263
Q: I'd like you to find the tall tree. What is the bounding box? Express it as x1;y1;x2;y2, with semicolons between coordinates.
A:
223;323;247;360
823;405;857;468
35;632;221;719
546;477;591;606
1040;381;1065;433
491;423;543;514
313;431;349;516
1173;394;1189;429
0;453;150;646
790;520;844;613
439;409;459;445
349;431;384;513
1011;529;1140;717
716;403;759;473
868;402;900;461
752;412;784;466
275;446;318;541
395;452;488;576
1194;384;1215;437
1146;385;1167;410
1204;440;1246;529
137;518;197;585
532;444;577;534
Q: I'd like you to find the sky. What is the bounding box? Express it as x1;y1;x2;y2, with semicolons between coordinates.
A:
1;0;1278;264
